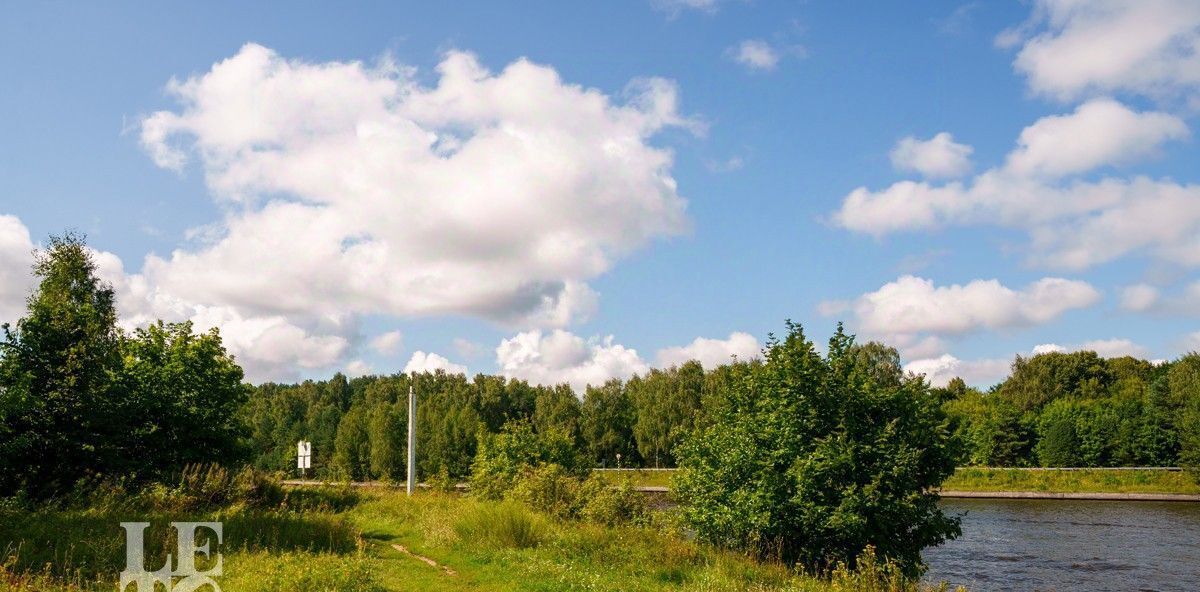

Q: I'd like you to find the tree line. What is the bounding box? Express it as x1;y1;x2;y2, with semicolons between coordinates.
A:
243;343;1200;480
941;351;1200;468
240;360;748;480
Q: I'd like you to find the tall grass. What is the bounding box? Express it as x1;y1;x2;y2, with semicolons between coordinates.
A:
453;500;548;549
0;466;371;591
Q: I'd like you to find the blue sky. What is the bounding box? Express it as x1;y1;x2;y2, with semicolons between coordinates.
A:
2;1;1199;387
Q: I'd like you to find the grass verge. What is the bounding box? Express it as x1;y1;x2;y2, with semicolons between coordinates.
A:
940;468;1200;494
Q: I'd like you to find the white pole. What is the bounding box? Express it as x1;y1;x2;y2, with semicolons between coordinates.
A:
406;378;416;496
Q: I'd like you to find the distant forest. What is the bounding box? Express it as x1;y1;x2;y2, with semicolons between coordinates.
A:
242;344;1200;479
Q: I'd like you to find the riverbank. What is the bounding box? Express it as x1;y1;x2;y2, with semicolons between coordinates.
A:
941;467;1200;495
600;467;1200;496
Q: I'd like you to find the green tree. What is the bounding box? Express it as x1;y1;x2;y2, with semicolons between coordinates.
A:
120;320;248;474
629;361;704;467
0;233;126;496
367;401;405;480
332;407;370;480
581;379;639;467
673;322;959;575
1035;399;1082;467
998;351;1111;411
532;383;582;445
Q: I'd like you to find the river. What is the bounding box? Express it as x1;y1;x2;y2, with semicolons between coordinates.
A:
924;498;1200;592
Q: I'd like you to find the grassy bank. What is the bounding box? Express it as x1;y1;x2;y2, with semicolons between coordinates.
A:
611;467;1200;495
1;481;963;591
941;468;1200;494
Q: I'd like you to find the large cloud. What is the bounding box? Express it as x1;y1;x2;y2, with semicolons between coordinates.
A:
123;44;698;381
139;44;692;328
1002;0;1200;102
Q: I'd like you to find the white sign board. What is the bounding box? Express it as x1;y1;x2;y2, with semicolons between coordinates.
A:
297;440;312;469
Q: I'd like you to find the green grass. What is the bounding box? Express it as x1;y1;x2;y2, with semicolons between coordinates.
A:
596;469;675;488
1;482;962;591
608;467;1200;495
941;468;1200;494
348;491;959;592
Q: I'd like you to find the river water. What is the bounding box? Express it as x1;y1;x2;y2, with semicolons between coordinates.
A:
924;498;1200;592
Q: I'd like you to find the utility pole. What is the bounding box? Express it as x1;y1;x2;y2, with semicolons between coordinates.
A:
406;376;416;496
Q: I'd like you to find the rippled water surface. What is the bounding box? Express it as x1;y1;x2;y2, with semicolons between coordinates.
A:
924;499;1200;592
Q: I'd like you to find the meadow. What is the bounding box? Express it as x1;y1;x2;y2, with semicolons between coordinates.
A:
0;469;963;592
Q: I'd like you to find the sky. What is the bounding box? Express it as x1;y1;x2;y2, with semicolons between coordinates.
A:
2;1;1200;388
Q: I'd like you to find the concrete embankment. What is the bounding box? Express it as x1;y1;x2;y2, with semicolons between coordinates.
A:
936;490;1200;502
632;486;1200;502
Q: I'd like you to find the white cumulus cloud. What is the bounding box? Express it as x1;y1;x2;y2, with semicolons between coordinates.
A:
1003;0;1200;102
108;43;700;382
138;44;693;331
1033;338;1149;359
404;351;468;376
495;329;649;393
831;275;1101;337
655;331;760;368
890;132;974;179
834;97;1200;269
1005;98;1188;178
1120;284;1162;312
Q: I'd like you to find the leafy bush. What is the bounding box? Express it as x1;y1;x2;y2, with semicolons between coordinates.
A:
576;473;648;526
426;465;458;493
469;420;581;500
508;463;580;519
673;322;960;575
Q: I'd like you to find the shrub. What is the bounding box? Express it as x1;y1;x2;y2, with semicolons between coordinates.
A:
673;322;960;576
576;473;648;526
469;420;581;500
426;465;458;494
508;463;579;519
